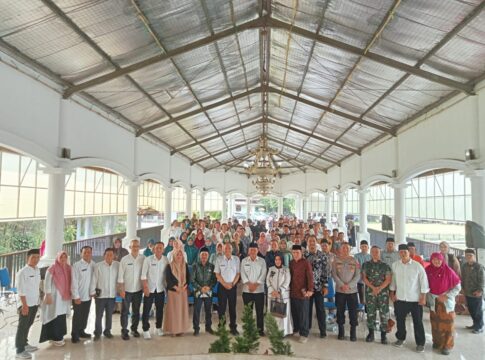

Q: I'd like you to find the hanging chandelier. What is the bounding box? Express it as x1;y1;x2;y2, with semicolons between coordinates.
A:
244;135;280;195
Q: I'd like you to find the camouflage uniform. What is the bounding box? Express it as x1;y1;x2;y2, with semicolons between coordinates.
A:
362;260;391;332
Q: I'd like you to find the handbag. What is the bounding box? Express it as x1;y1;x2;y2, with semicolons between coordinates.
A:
270;298;287;318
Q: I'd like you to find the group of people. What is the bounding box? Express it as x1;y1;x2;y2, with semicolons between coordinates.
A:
14;215;485;359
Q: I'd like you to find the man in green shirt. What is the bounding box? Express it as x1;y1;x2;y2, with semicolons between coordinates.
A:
362;246;392;344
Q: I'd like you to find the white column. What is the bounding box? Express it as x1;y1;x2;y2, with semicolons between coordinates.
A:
277;196;283;217
392;183;407;244
221;192;227;222
357;189;370;242
326;193;333;226
246;196;251;220
104;216;113;235
186;188;192;218
468;170;485;227
84;217;93;238
76;218;83;240
295;196;302;219
200;191;205;218
41;168;68;266
302;195;308;221
164;187;173;229
338;191;347;235
124;180;139;247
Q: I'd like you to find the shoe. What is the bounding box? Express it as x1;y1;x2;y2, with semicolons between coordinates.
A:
338;325;345;340
193;330;200;336
393;339;405;348
16;352;32;359
473;328;483;334
103;332;113;339
259;331;265;337
441;349;450;355
350;326;357;342
380;331;388;345
156;329;164;337
230;329;239;336
122;332;130;341
24;345;38;352
52;340;65;347
365;330;375;343
206;328;215;335
143;331;151;340
131;330;140;338
79;332;91;339
298;336;308;344
71;338;80;344
416;345;425;353
466;325;475;329
93;335;101;341
320;332;327;339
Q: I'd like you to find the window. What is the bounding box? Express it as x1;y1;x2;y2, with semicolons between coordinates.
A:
205;191;223;212
308;192;325;214
171;187;186;214
192;188;201;216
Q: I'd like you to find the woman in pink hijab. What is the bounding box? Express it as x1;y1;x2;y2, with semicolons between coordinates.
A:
426;252;461;356
40;251;72;346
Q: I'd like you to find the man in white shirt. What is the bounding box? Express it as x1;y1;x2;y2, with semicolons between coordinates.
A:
141;242;168;339
214;242;241;335
15;248;41;359
118;239;145;340
71;245;95;343
390;244;429;353
240;243;267;336
91;247;120;341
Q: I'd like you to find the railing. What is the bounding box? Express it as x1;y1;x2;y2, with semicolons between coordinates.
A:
368;228;465;260
0;225;163;287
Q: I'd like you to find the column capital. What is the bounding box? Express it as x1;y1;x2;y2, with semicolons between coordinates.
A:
123;178;141;187
357;188;370;194
41;166;73;176
464;169;485;178
390;181;409;189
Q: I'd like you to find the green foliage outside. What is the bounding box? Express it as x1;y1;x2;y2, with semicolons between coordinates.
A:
265;313;293;355
232;303;260;354
259;197;296;216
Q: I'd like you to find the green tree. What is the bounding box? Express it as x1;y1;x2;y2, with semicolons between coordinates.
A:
232;303;260;354
265;313;293;355
209;317;232;353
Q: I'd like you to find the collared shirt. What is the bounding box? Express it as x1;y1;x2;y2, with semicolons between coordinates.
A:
304;250;330;291
362;260;391;288
289;258;314;299
141;254;168;293
91;260;120;299
118;253;145;292
354;252;371;284
461;262;485;297
214;255;240;283
390;259;429;302
240;256;267;293
332;256;360;294
16;265;40;307
71;259;95;301
381;250;400;268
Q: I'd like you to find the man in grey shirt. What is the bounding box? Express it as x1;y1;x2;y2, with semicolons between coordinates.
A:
381;238;400;268
332;242;360;342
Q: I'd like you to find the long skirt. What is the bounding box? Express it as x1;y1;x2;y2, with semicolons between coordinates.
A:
40;314;67;343
163;290;190;335
430;301;455;350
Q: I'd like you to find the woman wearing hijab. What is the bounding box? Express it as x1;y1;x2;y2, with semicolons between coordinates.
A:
40;251;72;346
231;232;245;260
184;236;199;268
194;230;205;249
266;254;293;336
163;249;191;336
426;252;461;355
279;239;292;267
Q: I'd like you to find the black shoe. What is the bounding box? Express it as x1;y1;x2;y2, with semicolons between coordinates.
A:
350;326;357;342
71;338;80;344
206;328;215;335
230;329;239;336
104;332;113;339
466;325;475;329
473;328;483;334
193;330;200;336
365;330;374;343
122;332;130;341
380;331;388;345
320;332;327;339
259;331;265;337
93;335;101;342
79;332;91;339
131;330;140;338
338;325;345;340
441;349;450;355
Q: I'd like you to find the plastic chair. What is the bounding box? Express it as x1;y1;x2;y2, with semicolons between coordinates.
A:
0;268;17;307
323;277;336;310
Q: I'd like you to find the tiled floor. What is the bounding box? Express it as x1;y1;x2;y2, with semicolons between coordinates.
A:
1;296;483;360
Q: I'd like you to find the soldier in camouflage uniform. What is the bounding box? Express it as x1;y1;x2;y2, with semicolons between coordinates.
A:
362;246;392;344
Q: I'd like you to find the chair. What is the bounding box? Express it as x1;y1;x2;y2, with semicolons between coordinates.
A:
0;268;17;307
323;277;336;311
